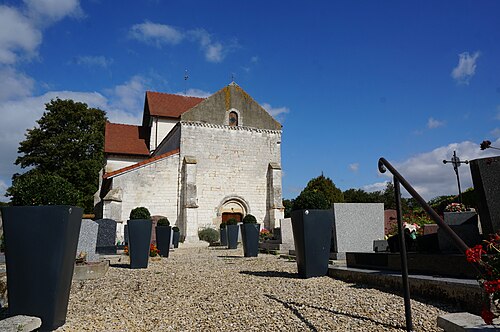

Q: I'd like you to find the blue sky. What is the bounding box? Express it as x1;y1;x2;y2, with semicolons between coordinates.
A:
1;0;500;202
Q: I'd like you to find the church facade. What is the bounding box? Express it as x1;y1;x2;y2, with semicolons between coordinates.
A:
95;83;284;242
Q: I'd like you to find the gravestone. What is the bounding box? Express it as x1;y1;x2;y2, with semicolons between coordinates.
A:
438;213;481;253
95;219;117;254
470;156;500;235
332;203;384;259
279;218;295;252
76;219;100;262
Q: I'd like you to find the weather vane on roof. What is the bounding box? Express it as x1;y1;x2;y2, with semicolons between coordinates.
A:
184;69;189;95
442;150;469;204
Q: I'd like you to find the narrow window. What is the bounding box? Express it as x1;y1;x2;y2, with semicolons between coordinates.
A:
229;111;238;126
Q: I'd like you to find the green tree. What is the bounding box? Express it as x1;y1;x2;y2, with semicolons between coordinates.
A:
291;174;344;211
292;190;330;211
343;188;381;203
8;98;106;212
283;199;293;218
6;172;79;206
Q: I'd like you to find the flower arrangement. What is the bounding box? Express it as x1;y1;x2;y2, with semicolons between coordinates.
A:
124;245;129;256
403;222;420;240
466;233;500;325
259;228;272;242
149;243;160;257
445;203;466;212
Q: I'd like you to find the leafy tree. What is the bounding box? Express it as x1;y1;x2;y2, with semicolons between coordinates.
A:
343;188;381;203
8;98;106;212
292;190;330;211
6;172;79;206
283;199;293;218
303;174;344;204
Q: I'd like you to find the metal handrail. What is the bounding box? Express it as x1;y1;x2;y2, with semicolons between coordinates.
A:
378;157;472;332
378;157;469;253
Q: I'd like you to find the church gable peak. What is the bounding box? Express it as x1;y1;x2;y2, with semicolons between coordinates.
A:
180;84;282;131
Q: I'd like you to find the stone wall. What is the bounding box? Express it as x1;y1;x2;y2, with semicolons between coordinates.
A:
180;122;283;231
105;155;147;173
109;153;180;224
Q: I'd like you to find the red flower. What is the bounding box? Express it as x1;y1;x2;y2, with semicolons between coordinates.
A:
483;280;500;293
481;307;495;325
466;245;485;263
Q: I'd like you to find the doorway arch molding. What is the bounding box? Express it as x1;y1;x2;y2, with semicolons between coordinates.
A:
217;195;251;217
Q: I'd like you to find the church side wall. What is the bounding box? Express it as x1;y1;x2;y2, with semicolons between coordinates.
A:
110;154;180;223
154;124;181;156
105;155;148;173
150;118;179;151
180;123;281;230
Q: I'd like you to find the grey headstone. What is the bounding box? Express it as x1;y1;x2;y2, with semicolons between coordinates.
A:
438;222;481;253
76;219;100;262
373;240;389;252
279;218;295;251
95;219;117;254
332;203;385;259
444;211;478;226
470;156;500;235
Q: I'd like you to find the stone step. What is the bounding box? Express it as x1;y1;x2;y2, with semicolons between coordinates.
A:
0;315;42;332
437;312;499;331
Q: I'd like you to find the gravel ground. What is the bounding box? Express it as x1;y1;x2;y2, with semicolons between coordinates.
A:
57;244;453;331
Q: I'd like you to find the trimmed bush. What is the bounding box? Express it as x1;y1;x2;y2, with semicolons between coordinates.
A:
242;214;257;224
157;217;170;227
129;207;151;220
226;218;238;225
220;221;227;229
172;226;180;232
198;227;219;244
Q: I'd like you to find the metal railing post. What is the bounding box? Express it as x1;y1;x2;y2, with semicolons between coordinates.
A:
394;177;413;332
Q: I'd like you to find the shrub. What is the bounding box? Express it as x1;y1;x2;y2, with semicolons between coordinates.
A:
129;207;151;220
157;217;170;227
220;221;227;229
226;218;238;225
242;214;257;224
198;227;219;244
172;226;180;232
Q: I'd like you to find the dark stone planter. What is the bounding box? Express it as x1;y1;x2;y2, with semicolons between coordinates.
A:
1;205;83;331
155;226;171;258
220;228;228;246
240;223;260;257
226;224;239;249
291;209;333;278
128;219;152;269
172;231;180;248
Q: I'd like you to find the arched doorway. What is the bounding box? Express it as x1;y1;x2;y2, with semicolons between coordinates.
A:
218;196;249;224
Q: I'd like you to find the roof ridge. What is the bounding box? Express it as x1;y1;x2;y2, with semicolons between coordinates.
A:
106;122;141;128
103;149;180;179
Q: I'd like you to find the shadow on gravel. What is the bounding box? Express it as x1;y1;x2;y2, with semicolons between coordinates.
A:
218;255;244;259
265;294;406;331
109;263;130;269
240;270;298;279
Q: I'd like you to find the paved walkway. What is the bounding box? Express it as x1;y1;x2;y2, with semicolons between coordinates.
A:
57;245;454;331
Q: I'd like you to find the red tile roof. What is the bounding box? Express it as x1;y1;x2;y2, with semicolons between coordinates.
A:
103;149;180;179
146;91;204;118
104;122;150;156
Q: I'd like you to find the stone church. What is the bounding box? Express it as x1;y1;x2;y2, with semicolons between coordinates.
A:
94;83;284;242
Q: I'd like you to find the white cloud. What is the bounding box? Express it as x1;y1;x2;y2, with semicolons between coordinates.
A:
0;5;41;64
73;55;113;68
129;22;236;63
451;51;480;84
365;139;500;201
0;179;8;202
491;128;500;138
261;102;290;118
175;88;211;98
24;0;83;25
129;21;184;46
251;56;259;63
427;117;445;129
349;163;359;172
0;67;34;101
107;75;148;114
363;181;389;193
495;106;500;120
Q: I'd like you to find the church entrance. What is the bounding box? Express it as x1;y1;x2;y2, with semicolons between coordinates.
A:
221;212;242;223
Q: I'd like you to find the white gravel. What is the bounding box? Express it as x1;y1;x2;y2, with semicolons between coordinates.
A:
57;244;452;331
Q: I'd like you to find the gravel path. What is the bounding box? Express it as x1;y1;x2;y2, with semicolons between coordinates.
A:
58;245;452;331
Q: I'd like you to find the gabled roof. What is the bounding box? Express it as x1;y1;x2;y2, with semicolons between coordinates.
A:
146;91;205;118
103;149;180;179
104;122;149;156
